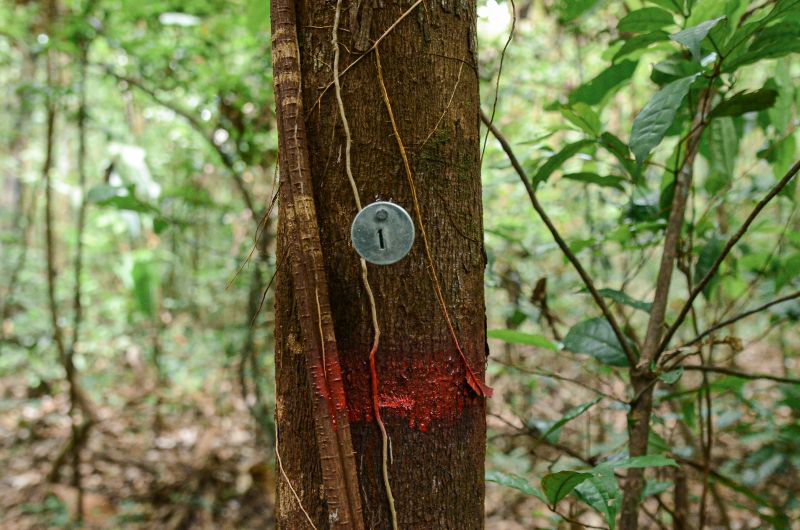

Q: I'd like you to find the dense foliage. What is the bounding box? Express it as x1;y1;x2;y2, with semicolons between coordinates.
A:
1;0;798;528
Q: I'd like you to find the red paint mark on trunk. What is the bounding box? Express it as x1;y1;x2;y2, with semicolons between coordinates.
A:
343;352;485;431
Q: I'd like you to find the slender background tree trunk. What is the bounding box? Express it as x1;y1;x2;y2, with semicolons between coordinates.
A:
274;1;487;528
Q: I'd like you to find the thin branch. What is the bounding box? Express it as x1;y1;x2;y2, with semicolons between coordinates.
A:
480;111;637;366
659;158;800;353
642;83;715;367
492;358;626;403
480;0;515;164
681;365;800;385
101;66;257;215
684;290;800;348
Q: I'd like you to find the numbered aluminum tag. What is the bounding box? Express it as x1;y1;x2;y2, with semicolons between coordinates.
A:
351;201;415;265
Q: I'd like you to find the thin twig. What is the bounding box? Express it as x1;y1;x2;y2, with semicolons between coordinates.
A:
480;0;515;164
684;290;800;348
681;365;800;385
480;111;636;366
102;66;257;215
659;158;800;353
492;358;625;403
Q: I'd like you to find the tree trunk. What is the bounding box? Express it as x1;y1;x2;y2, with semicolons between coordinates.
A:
274;1;487;529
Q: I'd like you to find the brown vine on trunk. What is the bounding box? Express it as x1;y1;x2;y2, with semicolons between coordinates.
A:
271;2;364;528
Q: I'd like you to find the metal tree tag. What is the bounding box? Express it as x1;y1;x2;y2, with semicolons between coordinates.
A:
350;201;415;265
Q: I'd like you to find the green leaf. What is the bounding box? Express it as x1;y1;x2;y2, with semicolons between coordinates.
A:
709;89;779;118
777;253;800;290
618;7;675;33
569;60;638;106
630;74;699;164
573;467;621;530
560;103;602;136
562;172;626;191
659;367;684;384
597;288;653;312
153;217;170;234
486;470;548;503
87;184;157;213
533;139;594;186
245;0;269;36
648;0;685;13
650;56;704;85
557;0;601;22
670;16;725;62
542;397;603;442
613;31;670;62
704;116;738;194
642;480;674;498
542;471;592;506
725;21;800;71
599;132;640;180
611;455;678;469
487;329;558;351
563;317;633;367
694;237;724;298
131;257;157;318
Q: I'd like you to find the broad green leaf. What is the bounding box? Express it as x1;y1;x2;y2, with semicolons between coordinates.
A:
613;31;670;62
705;116;738;193
670;16;725;62
557;0;601;22
777;253;800;290
651;55;704;85
573;467;621;529
132;257;157;318
87;184;123;203
560;103;601;136
563;317;633;367
723;0;800;57
162;185;215;206
597;288;652;312
768;64;795;131
611;455;678;469
599;132;640;180
542;397;602;442
246;0;269;36
541;471;592;506
533;139;594;186
487;329;558;351
618;7;675;33
630;74;699;164
485;470;548;503
642;480;674;498
725;21;800;71
694;237;724;298
709;89;779;118
569;60;638;106
87;184;157;213
659;367;684;384
153;217;170;234
562;172;626;191
647;0;685;13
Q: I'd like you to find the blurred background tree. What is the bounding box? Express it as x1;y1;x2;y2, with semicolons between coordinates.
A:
1;0;799;528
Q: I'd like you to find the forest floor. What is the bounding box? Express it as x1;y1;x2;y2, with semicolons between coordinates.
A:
0;371;275;530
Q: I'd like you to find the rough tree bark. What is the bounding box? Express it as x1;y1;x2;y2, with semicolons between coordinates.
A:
273;1;487;529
